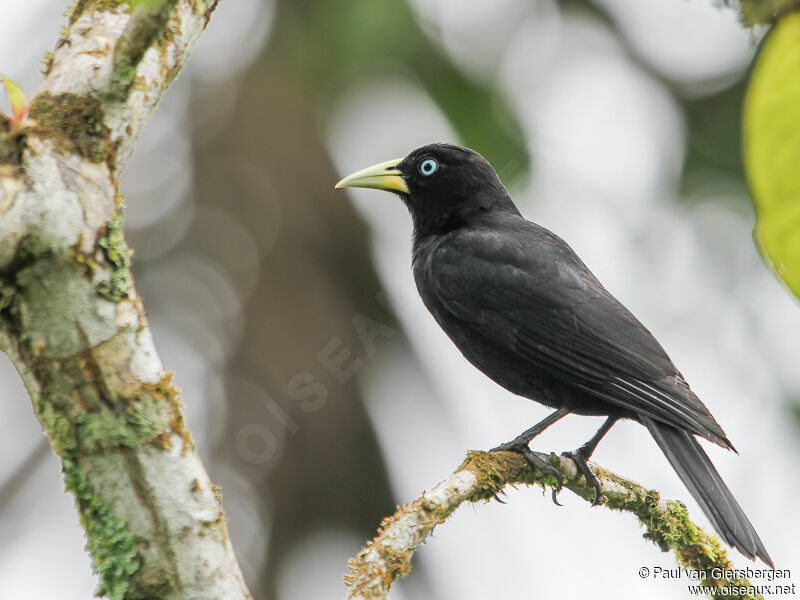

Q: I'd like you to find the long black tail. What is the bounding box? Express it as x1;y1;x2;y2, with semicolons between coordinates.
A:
641;416;773;567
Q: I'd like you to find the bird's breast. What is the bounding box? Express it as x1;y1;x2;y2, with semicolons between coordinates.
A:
411;237;561;407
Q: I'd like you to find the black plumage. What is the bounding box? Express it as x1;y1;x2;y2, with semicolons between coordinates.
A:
336;143;771;566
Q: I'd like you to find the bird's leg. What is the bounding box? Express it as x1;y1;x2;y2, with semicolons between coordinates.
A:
491;407;570;504
492;406;571;450
561;416;618;506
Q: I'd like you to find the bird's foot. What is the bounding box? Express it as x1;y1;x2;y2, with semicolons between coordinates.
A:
561;449;602;505
491;441;564;505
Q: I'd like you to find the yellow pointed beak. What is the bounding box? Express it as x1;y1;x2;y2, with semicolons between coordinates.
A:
335;158;409;194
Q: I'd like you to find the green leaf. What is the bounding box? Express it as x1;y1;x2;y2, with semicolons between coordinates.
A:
744;12;800;300
1;74;29;121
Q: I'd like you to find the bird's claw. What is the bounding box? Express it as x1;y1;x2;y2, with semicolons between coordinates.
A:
491;442;564;503
561;450;602;505
489;440;516;453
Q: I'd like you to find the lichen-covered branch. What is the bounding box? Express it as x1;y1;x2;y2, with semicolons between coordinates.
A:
0;1;253;600
345;450;763;600
38;0;216;174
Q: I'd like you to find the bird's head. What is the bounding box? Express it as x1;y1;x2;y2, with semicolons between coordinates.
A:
335;143;516;231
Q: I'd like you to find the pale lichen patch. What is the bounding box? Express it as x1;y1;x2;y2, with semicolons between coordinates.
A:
0;136;114;268
16;259;118;358
128;326;165;385
422;469;476;507
42;8;131;98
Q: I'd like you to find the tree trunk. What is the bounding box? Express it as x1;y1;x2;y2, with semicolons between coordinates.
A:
0;2;252;598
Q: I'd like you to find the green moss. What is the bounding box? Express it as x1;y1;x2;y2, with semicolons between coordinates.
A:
634;495;697;549
212;483;223;505
5;235;39;272
154;372;193;448
461;451;757;591
35;381;169;457
461;449;561;502
68;247;102;277
0;281;15;312
627;498;755;597
63;458;140;600
77;401;169;452
29;93;116;166
66;0;87;26
25;350;170;456
97;204;133;302
0;115;23;165
40;51;55;76
136;371;194;450
107;0;179;101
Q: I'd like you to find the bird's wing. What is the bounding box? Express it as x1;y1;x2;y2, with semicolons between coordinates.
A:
425;227;728;445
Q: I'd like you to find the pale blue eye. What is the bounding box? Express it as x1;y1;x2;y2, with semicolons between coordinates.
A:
419;158;439;176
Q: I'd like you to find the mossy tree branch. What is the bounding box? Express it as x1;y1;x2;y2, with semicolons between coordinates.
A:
0;1;253;599
345;450;763;600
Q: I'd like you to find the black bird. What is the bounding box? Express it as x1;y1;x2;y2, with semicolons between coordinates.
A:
335;143;772;567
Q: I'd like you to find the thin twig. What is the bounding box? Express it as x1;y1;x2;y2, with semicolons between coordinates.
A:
345;450;763;600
